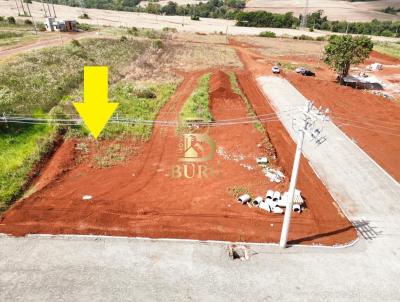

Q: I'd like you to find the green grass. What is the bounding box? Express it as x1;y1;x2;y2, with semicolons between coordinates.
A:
0;31;23;39
0;124;57;212
374;42;400;60
0;38;153;114
0;36;163;212
228;72;264;133
180;73;212;123
103;83;177;140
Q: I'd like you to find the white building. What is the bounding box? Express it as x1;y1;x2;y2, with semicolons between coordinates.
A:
45;17;77;32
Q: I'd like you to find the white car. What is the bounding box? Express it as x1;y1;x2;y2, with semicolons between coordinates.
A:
295;67;306;73
272;66;280;74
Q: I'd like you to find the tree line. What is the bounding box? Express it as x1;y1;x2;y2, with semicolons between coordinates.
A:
237;10;400;37
48;1;399;37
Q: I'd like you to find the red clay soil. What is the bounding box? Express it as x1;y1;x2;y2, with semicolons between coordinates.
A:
0;68;356;245
286;73;400;182
231;37;400;182
366;50;400;65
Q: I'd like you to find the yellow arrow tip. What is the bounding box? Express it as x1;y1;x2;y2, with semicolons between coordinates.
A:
73;102;118;139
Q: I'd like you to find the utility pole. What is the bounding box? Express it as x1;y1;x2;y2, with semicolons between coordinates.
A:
279;101;329;248
41;0;48;17
14;0;21;16
50;0;56;18
20;0;27;16
25;2;37;34
47;1;52;17
300;0;309;29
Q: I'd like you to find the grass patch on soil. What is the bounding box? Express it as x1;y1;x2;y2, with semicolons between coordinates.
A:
180;73;212;122
93;143;133;168
0;37;161;212
0;38;153;114
67;82;177;140
374;42;400;60
228;72;264;133
0;124;57;212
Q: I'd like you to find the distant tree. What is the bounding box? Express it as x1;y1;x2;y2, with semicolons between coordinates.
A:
324;35;373;78
161;1;178;15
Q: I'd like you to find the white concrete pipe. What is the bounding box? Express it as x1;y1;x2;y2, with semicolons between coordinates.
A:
265;190;274;200
237;194;251;204
252;196;263;207
293;204;301;213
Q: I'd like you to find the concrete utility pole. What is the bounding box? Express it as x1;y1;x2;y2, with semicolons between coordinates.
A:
279;101;329;248
14;0;21;16
41;0;48;17
47;1;52;17
50;0;56;18
19;0;27;16
301;0;309;29
25;2;37;34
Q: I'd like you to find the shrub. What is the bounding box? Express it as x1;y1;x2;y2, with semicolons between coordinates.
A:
79;13;90;19
7;16;16;24
70;39;81;47
191;15;200;21
76;23;93;31
162;27;177;33
24;19;32;25
127;26;138;35
120;35;128;42
316;36;325;41
259;31;276;38
295;34;315;41
133;87;157;99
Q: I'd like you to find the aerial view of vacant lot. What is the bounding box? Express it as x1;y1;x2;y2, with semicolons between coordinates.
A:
0;0;399;301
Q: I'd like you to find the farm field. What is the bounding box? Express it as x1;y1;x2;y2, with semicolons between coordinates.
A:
0;15;399;247
1;0;399;43
246;0;400;22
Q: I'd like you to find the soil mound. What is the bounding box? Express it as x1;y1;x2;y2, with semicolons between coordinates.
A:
209;70;241;100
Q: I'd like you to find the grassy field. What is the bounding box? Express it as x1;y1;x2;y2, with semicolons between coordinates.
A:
0;124;57;212
91;82;176;140
180;73;212;122
0;36;166;212
374;42;400;59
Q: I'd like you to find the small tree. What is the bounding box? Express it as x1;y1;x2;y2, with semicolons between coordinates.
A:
324;35;373;79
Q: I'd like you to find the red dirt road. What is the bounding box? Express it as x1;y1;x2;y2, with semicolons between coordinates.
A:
0;68;356;245
230;38;400;182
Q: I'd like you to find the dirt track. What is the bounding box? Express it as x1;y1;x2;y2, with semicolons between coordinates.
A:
0;65;356;245
0;32;97;60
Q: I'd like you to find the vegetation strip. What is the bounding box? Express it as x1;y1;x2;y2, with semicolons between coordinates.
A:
180;73;212;123
0;37;163;212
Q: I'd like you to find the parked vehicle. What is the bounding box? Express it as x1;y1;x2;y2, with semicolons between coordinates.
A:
296;66;315;76
301;69;315;76
272;66;280;74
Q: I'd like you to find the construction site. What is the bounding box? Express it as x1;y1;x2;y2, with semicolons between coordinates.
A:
1;0;400;301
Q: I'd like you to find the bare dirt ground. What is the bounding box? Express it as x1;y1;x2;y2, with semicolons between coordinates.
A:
246;0;400;22
0;33;357;245
229;37;400;182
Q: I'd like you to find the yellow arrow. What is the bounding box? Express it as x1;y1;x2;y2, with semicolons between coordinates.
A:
73;66;119;139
